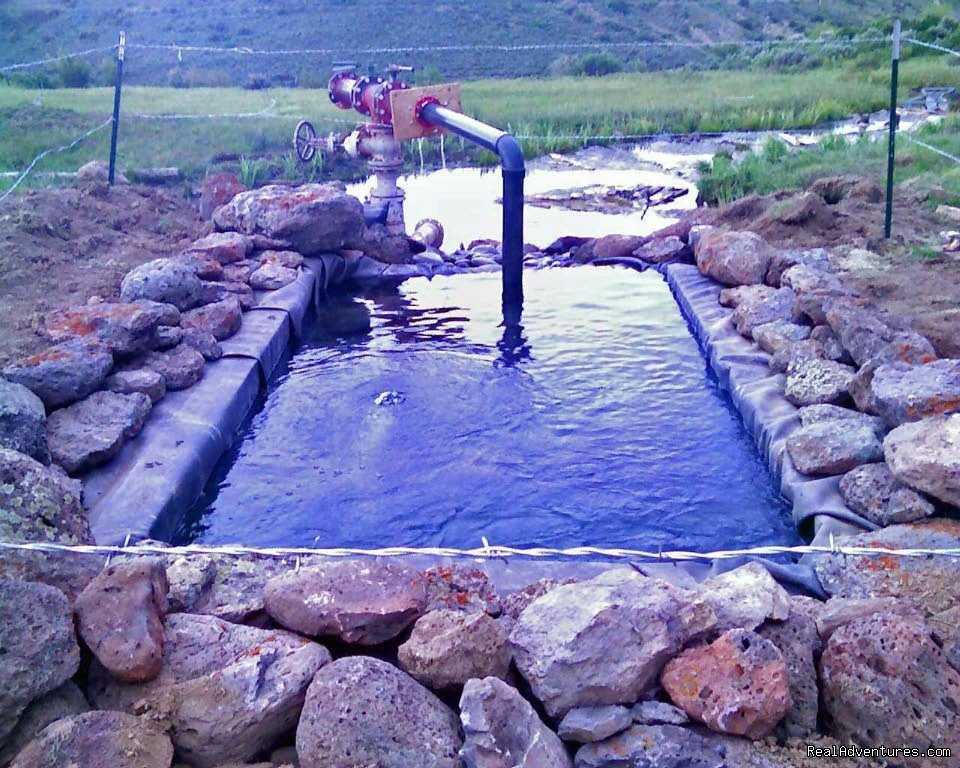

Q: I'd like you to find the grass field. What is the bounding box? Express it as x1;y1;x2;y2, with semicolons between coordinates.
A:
1;55;959;193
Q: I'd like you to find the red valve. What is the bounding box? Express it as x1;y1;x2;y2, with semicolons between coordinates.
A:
328;67;412;126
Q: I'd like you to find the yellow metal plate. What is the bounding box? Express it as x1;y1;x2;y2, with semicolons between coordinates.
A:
390;83;462;141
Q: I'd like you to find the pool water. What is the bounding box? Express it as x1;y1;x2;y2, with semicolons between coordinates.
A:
180;268;797;552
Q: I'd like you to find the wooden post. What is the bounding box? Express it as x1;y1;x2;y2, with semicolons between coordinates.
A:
884;20;900;239
108;31;125;185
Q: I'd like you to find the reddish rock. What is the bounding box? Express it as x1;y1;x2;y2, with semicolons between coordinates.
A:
264;560;428;645
197;279;256;310
106;368;166;403
592;234;644;261
200;171;247;220
136;344;205;390
75;558;169;683
249;262;298;290
184;231;253;264
182;297;242;341
695;230;774;286
221;259;258;284
820;612;960;762
180;329;222;361
258;249;304;269
423;564;501;615
633;235;688;265
871;359;960;427
175;252;224;281
40;301;178;357
397;610;511;691
661;628;791;740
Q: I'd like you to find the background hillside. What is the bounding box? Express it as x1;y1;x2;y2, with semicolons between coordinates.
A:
0;0;940;86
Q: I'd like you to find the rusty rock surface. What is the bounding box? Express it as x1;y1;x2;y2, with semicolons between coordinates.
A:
200;172;247;220
39;301;179;357
265;560;428;645
661;629;791;740
296;656;462;768
509;568;716;718
181;296;242;341
2;339;114;409
105;368;166;403
870;359;960;427
75;558;169;683
133;343;205;390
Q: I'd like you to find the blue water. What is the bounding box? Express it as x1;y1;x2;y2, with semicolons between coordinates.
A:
181;267;797;552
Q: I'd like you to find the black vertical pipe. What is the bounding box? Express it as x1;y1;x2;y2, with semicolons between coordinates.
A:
417;102;525;319
108;31;125;186
884;20;901;239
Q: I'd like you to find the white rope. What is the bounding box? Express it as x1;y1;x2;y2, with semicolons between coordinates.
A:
0;45;117;73
125;99;279;121
1;538;958;562
901;133;960;166
903;37;960;59
0;117;113;204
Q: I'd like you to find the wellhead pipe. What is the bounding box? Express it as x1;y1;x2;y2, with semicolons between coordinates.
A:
417;102;525;319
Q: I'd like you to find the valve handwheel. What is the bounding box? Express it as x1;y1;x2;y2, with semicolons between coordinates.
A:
294;119;317;162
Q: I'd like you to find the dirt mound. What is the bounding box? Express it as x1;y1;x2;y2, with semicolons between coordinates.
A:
0;182;203;366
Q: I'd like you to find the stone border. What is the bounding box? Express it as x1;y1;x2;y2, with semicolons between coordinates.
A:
659;262;875;551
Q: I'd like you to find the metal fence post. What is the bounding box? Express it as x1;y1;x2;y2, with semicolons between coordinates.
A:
884;19;901;239
108;31;125;185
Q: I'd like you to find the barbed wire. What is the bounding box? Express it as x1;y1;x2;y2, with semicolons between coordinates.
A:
903;37;960;59
901;132;960;166
0;45;116;73
1;537;958;562
0;117;113;205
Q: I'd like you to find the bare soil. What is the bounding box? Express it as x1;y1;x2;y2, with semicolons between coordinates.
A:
0;182;203;366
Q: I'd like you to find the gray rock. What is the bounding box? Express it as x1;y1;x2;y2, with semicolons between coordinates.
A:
797;404;885;436
885;414;960;507
718;284;775;309
784;355;855;407
633;235;688;265
810;324;848;362
780;263;847;296
769;338;830;374
151;323;183;350
106;368;166;403
461;677;573;767
46;391;151;474
265;560;428;645
732;287;798;338
182;297;243;341
765;247;832;288
752;321;810;354
810;520;960;615
629;701;689;726
929;606;960;675
181;328;223;361
0;682;89;768
558;705;633;744
824;296;936;368
839;462;935;525
820;612;960;757
870;359;960;428
182;231;253;264
198;279;256;310
249;262;299;290
75;558;169;683
258;249;304;269
815;597;923;643
695;229;773;286
214;183;364;255
361;223;413;264
0;579;80;744
786;420;883;475
88;612;330;768
574;724;725;768
2;340;114;409
120;257;204;311
697;562;791;632
135;344;205;390
499;578;573;620
508;568;716;718
0;378;48;463
757;598;821;737
39;301;178;357
9;711;173;768
398;610;511;691
296;656;462;768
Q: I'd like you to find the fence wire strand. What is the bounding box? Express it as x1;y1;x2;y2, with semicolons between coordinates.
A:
901;133;960;166
0;45;117;73
904;37;960;59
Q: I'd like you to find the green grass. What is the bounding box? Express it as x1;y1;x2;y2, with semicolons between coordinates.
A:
1;55;959;190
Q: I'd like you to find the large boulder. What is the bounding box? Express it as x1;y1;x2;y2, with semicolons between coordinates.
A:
296;656;463;768
120;258;205;311
820;613;960;762
460;676;574;768
731;287;798;338
633;235;688;265
870;359;960;427
574;724;725;768
765;247;831;288
9;711;173;768
88;612;330;768
75;558;169;683
199;171;247;220
823;296;936;368
264;560;428;645
884;413;960;508
786;420;883;476
397;610;511;691
839;462;935;526
696;562;790;632
508;569;716;718
660;629;791;740
213;183;365;255
46;391;152;474
0;579;80;744
39;301;178;357
0;378;48;463
0;682;89;768
695;230;773;286
810;520;960;616
2;340;114;409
